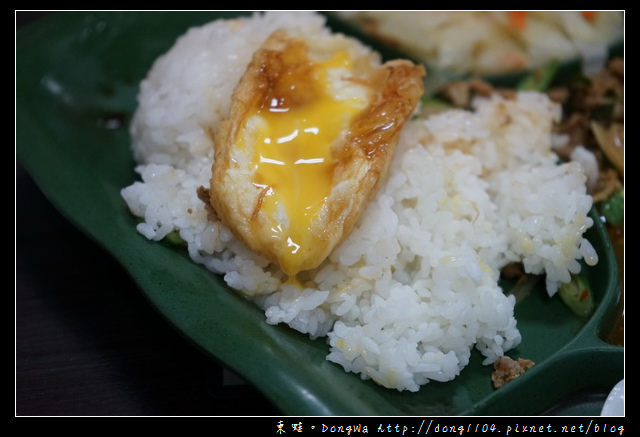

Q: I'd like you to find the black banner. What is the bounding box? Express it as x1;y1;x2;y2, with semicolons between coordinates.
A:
12;415;629;434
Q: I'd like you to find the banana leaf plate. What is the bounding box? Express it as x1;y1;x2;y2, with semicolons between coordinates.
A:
16;11;623;416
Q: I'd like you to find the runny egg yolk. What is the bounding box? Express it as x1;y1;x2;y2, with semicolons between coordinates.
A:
240;45;368;278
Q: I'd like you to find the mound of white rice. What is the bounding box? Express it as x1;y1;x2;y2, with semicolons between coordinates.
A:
121;11;597;392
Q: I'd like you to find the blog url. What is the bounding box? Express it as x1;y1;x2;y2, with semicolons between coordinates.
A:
275;419;625;435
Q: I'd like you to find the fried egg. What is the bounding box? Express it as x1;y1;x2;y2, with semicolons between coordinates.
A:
209;29;425;279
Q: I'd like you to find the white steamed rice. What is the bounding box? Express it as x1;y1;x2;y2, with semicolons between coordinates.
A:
121;11;598;392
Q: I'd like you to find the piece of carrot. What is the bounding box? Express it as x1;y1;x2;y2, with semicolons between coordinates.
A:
508;11;528;30
581;11;598;21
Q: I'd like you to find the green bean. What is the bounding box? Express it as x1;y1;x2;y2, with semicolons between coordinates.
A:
558;274;594;318
517;60;560;92
164;229;186;246
601;187;624;227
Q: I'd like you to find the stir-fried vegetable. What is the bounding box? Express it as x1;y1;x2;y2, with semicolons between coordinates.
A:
164;229;186;246
558;274;595;318
591;121;624;177
419;95;454;117
517;60;559;92
601;187;624;226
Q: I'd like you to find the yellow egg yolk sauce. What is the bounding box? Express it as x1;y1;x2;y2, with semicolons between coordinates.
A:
240;42;368;278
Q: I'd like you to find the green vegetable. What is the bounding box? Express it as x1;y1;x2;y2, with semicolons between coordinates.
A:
517;60;560;92
558;274;594;318
164;229;186;246
419;95;454;117
601;187;624;227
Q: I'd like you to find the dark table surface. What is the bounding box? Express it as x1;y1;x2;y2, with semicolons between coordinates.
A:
16;11;282;417
16;161;281;416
